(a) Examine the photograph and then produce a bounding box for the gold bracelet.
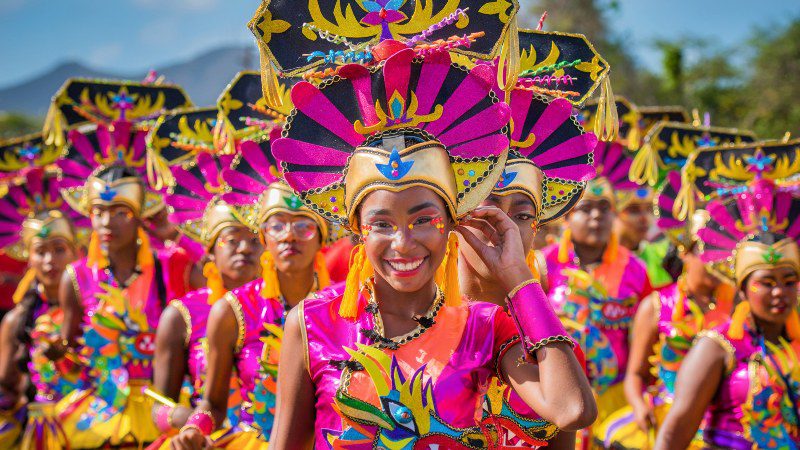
[179,423,201,434]
[507,278,540,299]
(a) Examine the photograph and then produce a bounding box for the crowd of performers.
[0,1,798,449]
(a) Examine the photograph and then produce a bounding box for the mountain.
[0,45,258,116]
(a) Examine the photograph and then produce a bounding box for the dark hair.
[95,164,142,183]
[662,242,683,282]
[13,281,42,401]
[749,231,787,246]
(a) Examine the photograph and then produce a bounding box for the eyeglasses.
[263,218,318,241]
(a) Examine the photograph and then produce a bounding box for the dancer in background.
[0,167,86,449]
[656,177,800,448]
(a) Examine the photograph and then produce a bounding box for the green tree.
[0,113,42,139]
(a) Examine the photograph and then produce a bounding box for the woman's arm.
[623,294,659,431]
[502,339,596,431]
[654,336,727,449]
[268,305,316,450]
[171,299,238,450]
[151,305,192,428]
[0,308,23,405]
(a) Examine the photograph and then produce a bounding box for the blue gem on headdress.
[99,185,117,202]
[745,149,775,174]
[18,144,41,163]
[496,170,517,189]
[376,147,413,181]
[635,188,649,198]
[37,225,51,239]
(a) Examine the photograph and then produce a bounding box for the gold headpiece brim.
[200,197,258,249]
[492,159,544,218]
[62,174,146,218]
[21,210,76,249]
[615,187,654,212]
[258,182,329,242]
[735,238,800,287]
[582,177,616,208]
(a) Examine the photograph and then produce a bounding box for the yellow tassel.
[629,141,659,187]
[557,228,572,264]
[594,76,619,142]
[43,101,66,148]
[340,244,372,319]
[146,146,175,191]
[729,301,751,340]
[257,42,283,110]
[260,251,282,300]
[673,172,696,221]
[442,232,461,308]
[526,250,540,282]
[136,228,155,268]
[313,251,331,291]
[87,231,109,269]
[603,232,619,265]
[496,18,520,103]
[12,269,37,304]
[203,262,226,304]
[787,309,800,341]
[626,120,641,152]
[212,109,237,156]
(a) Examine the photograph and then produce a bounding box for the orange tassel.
[441,233,461,308]
[260,251,282,300]
[12,269,37,304]
[87,231,109,269]
[673,278,687,322]
[313,251,331,291]
[136,228,154,268]
[340,244,373,319]
[557,228,572,264]
[203,262,226,304]
[526,250,541,282]
[729,301,750,340]
[603,232,619,265]
[786,309,800,341]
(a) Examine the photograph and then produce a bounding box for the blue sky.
[1,0,798,88]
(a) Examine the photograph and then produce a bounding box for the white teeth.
[388,258,424,272]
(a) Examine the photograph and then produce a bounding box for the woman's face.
[461,193,535,279]
[567,198,615,248]
[29,237,77,292]
[359,186,451,294]
[262,212,322,274]
[90,204,140,252]
[615,201,652,248]
[682,251,721,303]
[210,225,264,288]
[744,266,799,326]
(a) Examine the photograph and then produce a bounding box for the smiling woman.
[265,44,596,449]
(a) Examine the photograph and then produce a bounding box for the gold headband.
[21,210,76,249]
[615,186,654,212]
[492,159,544,217]
[582,177,616,208]
[85,176,145,216]
[200,197,258,250]
[343,141,458,230]
[257,181,329,242]
[735,238,800,286]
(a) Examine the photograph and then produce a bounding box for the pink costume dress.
[597,283,733,448]
[300,283,555,449]
[697,321,800,449]
[543,243,652,427]
[56,250,191,448]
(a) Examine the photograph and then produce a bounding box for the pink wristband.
[505,279,573,356]
[182,410,215,436]
[155,404,174,432]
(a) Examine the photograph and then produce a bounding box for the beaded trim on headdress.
[630,121,757,187]
[0,133,61,183]
[0,167,88,260]
[675,139,800,221]
[697,178,800,284]
[272,47,511,230]
[249,0,520,77]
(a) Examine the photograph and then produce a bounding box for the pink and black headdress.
[0,133,62,185]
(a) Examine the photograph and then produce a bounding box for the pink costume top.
[544,243,652,393]
[169,288,214,403]
[63,250,191,426]
[653,284,731,398]
[300,283,553,449]
[699,322,800,449]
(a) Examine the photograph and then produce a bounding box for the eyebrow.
[408,202,437,215]
[513,199,534,207]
